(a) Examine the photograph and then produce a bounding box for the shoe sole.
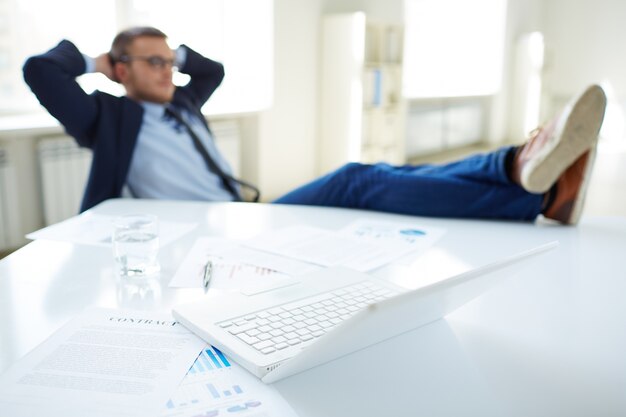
[566,143,597,225]
[521,85,607,193]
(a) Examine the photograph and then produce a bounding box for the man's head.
[110,27,176,104]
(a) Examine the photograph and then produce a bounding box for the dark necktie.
[164,106,260,202]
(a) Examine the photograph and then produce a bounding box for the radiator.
[37,137,92,226]
[0,149,6,248]
[35,122,240,226]
[211,119,241,176]
[0,147,21,249]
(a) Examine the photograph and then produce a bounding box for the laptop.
[173,241,557,383]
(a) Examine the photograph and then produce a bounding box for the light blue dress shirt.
[125,102,237,201]
[83,50,236,201]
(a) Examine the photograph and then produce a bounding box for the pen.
[203,259,213,292]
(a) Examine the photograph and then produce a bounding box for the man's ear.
[113,62,128,84]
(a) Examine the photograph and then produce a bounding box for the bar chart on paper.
[187,346,231,374]
[205,382,243,399]
[161,345,278,417]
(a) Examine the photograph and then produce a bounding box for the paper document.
[0,308,206,417]
[26,213,196,247]
[243,220,445,272]
[161,345,298,417]
[339,218,446,265]
[169,237,317,291]
[215,243,321,277]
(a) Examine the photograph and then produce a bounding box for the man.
[23,26,607,225]
[24,27,240,211]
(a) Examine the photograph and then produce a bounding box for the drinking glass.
[112,214,160,277]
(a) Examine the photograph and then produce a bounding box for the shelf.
[319,13,407,173]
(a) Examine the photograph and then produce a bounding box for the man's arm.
[23,40,100,147]
[176,44,225,108]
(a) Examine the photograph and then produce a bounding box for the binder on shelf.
[363,68,383,108]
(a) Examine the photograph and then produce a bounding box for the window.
[0,0,118,113]
[0,0,273,115]
[402,0,507,98]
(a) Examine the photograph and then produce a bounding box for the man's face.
[117,36,176,104]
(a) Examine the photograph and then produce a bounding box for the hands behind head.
[95,52,119,83]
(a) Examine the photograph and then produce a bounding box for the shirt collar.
[141,101,168,118]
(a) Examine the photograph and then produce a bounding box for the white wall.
[474,0,626,144]
[541,0,626,98]
[490,0,543,144]
[253,0,323,201]
[539,0,626,140]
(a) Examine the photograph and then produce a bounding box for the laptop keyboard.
[217,281,400,355]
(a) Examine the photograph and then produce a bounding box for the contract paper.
[26,213,196,247]
[243,219,446,272]
[0,308,206,417]
[161,345,298,417]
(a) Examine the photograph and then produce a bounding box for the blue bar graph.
[207,383,220,399]
[200,351,214,371]
[214,347,231,367]
[188,347,232,375]
[206,349,222,368]
[204,382,245,400]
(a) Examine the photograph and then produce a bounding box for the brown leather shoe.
[511,85,607,194]
[543,146,597,225]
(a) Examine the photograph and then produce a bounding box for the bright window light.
[402,0,508,98]
[127,0,274,115]
[0,0,118,112]
[0,0,273,115]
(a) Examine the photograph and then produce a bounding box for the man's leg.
[275,84,607,224]
[511,85,606,224]
[274,146,544,221]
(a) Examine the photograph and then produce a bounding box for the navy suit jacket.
[23,39,225,212]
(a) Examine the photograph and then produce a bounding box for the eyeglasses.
[118,55,177,70]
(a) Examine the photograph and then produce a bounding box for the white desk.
[1,199,625,417]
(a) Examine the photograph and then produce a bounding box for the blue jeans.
[274,146,544,221]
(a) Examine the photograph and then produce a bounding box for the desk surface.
[1,199,625,417]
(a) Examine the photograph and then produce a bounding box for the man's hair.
[109,26,167,62]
